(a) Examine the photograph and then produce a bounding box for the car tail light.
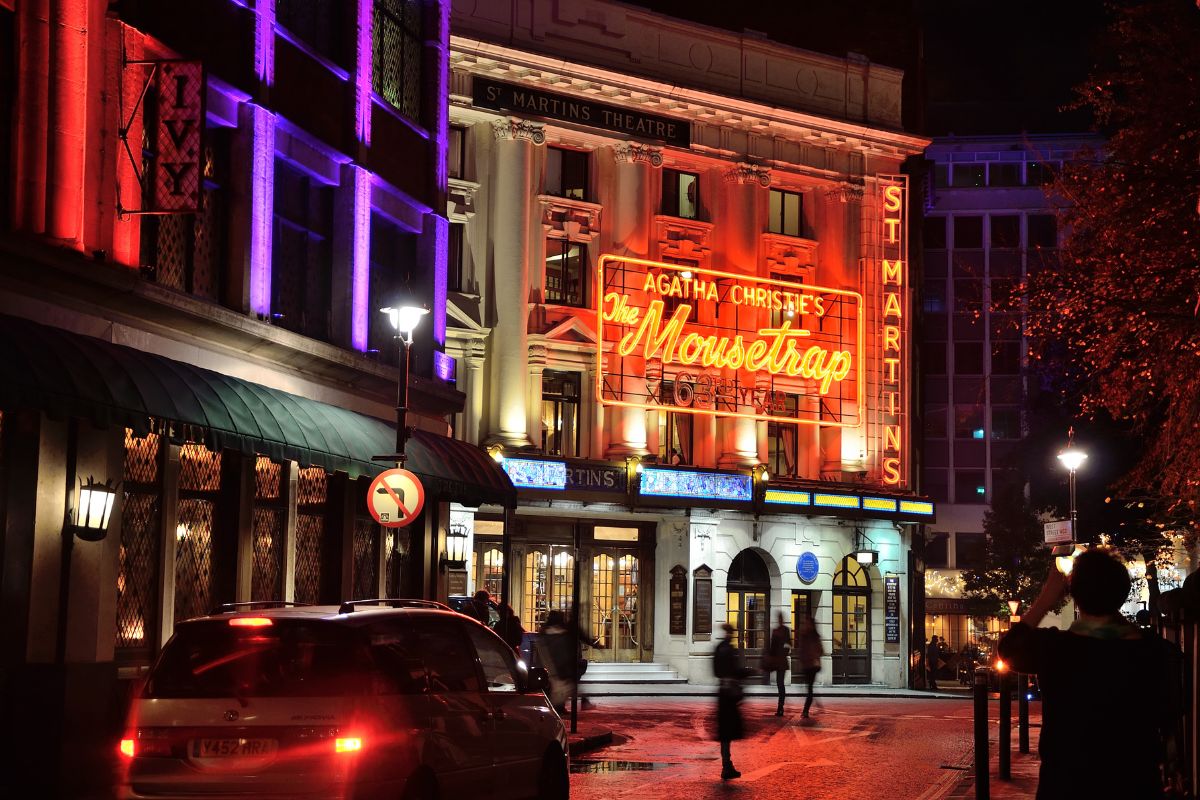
[120,730,173,758]
[119,738,136,758]
[334,736,363,753]
[229,617,273,627]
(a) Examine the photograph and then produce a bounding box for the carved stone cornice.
[723,162,771,187]
[612,142,664,168]
[539,195,602,241]
[825,181,864,203]
[492,118,546,145]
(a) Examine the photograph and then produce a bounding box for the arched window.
[726,550,771,651]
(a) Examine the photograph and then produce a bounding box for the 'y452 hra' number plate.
[192,738,277,758]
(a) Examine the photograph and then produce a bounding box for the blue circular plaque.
[796,552,820,583]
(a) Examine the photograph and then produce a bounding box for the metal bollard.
[1017,673,1030,754]
[974,666,990,800]
[998,670,1012,781]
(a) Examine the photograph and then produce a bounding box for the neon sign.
[878,176,908,486]
[597,256,863,426]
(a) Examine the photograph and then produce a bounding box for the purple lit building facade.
[0,1,512,792]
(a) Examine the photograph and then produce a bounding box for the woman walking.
[714,623,755,780]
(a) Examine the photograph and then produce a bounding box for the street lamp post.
[380,303,429,467]
[1056,427,1088,542]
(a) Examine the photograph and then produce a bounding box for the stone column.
[718,164,770,469]
[605,143,661,459]
[486,118,544,448]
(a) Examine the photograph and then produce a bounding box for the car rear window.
[146,620,373,699]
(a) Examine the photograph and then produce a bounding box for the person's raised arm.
[1020,565,1069,628]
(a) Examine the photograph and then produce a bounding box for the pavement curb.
[567,730,614,756]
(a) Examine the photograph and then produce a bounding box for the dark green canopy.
[0,314,514,508]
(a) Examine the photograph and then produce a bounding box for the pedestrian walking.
[796,616,824,718]
[466,589,491,626]
[763,612,791,715]
[714,622,755,781]
[495,602,525,654]
[998,549,1180,799]
[925,635,940,690]
[536,609,603,712]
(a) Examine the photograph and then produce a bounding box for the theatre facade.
[445,1,933,686]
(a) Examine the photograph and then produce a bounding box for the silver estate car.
[118,600,568,800]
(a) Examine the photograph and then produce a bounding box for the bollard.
[998,669,1012,781]
[1017,673,1030,754]
[974,666,990,800]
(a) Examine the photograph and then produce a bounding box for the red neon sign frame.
[596,255,864,426]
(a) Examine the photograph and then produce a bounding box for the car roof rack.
[337,598,453,615]
[213,601,313,614]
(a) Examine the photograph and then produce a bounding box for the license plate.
[192,738,278,758]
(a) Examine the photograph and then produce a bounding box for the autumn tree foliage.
[1025,0,1200,525]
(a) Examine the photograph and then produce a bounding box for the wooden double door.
[588,548,641,663]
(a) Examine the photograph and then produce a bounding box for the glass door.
[521,545,574,633]
[726,590,768,653]
[590,550,640,662]
[831,556,871,684]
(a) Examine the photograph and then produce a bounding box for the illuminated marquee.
[597,256,863,426]
[878,176,909,486]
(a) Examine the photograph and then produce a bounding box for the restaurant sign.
[597,256,863,426]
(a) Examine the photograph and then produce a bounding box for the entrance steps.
[581,661,686,684]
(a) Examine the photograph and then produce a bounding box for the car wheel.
[537,751,569,800]
[401,771,438,800]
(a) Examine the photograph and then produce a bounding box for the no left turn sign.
[367,468,425,528]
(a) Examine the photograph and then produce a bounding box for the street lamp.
[1007,599,1021,625]
[442,522,469,572]
[381,301,429,467]
[1056,427,1088,542]
[69,476,118,541]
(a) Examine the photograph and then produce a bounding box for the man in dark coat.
[764,612,791,716]
[925,635,941,690]
[999,548,1177,799]
[714,622,755,780]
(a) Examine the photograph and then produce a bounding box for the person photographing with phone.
[998,547,1179,798]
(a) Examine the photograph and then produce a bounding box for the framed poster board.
[692,564,713,641]
[669,565,687,636]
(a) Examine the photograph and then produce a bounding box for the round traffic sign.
[367,468,425,528]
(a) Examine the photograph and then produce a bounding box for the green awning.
[0,314,515,507]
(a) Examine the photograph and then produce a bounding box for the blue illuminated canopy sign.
[639,467,752,502]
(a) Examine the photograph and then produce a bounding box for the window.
[923,406,947,439]
[990,216,1020,248]
[991,341,1020,374]
[990,277,1018,310]
[465,626,519,692]
[923,279,946,313]
[448,125,466,180]
[923,217,947,249]
[988,163,1021,187]
[541,371,580,457]
[368,214,418,364]
[272,159,333,342]
[924,342,947,375]
[767,396,800,476]
[991,407,1021,440]
[954,279,983,315]
[954,405,985,439]
[116,430,163,661]
[366,620,429,694]
[405,618,481,693]
[276,0,347,66]
[933,164,950,188]
[140,128,231,303]
[954,470,987,504]
[662,169,699,219]
[925,533,950,569]
[768,189,803,237]
[544,239,587,306]
[951,164,985,188]
[1028,215,1058,248]
[954,342,983,375]
[953,216,983,249]
[372,0,422,122]
[448,223,464,292]
[659,412,693,465]
[545,147,589,200]
[1026,161,1058,186]
[955,531,987,567]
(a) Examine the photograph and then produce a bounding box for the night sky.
[626,0,1109,136]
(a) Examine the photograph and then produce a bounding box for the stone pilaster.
[485,118,544,448]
